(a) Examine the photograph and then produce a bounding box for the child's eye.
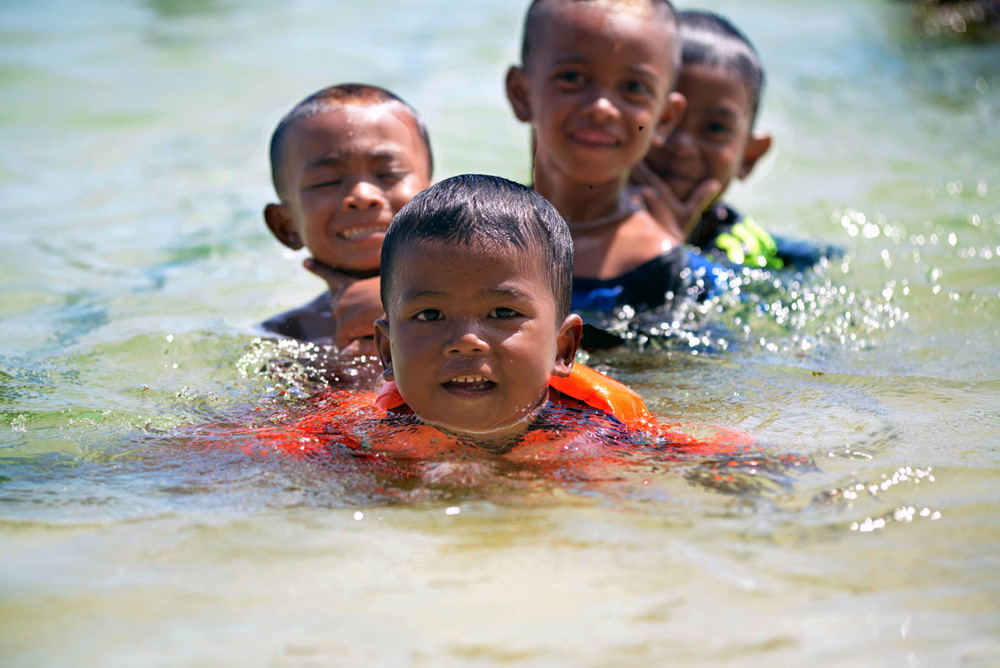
[705,120,735,136]
[622,80,653,98]
[415,309,443,322]
[489,307,520,319]
[308,179,344,189]
[553,70,585,87]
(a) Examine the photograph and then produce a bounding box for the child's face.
[507,2,681,185]
[267,103,430,273]
[644,63,767,203]
[374,240,580,441]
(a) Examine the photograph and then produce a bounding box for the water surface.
[1,0,998,665]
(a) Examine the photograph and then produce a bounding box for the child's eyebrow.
[304,154,346,171]
[550,55,659,80]
[697,105,741,118]
[398,287,535,303]
[552,54,589,66]
[304,149,403,171]
[627,64,659,79]
[483,287,534,301]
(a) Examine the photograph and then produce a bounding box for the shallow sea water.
[1,0,999,666]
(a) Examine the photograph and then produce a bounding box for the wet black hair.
[520,0,679,65]
[380,174,574,321]
[269,83,433,198]
[678,11,766,120]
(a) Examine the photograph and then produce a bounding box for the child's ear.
[505,66,533,123]
[551,314,583,378]
[651,91,686,148]
[373,318,394,381]
[737,132,772,179]
[263,203,303,250]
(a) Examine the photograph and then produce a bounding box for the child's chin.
[429,415,532,444]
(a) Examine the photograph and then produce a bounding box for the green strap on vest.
[714,218,784,269]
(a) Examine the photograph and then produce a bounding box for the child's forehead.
[678,62,754,113]
[283,102,426,166]
[532,0,675,43]
[537,0,666,20]
[288,102,417,145]
[527,1,677,68]
[393,239,551,294]
[407,238,547,271]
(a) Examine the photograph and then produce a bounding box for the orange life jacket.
[236,364,752,463]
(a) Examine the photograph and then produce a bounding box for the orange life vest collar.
[374,363,650,424]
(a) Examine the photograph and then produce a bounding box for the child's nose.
[445,318,490,355]
[343,180,384,211]
[583,94,620,123]
[666,128,697,156]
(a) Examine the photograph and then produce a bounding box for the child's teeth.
[342,225,385,239]
[454,375,486,384]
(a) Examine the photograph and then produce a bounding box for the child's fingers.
[331,276,384,349]
[630,162,670,196]
[682,179,722,238]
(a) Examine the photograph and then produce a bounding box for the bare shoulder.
[574,210,676,280]
[260,291,335,343]
[619,208,674,246]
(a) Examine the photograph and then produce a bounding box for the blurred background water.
[1,0,998,666]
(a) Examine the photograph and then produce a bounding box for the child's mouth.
[443,375,496,395]
[339,223,389,241]
[569,128,620,148]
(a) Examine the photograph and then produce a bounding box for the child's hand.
[330,276,383,349]
[304,259,384,350]
[631,162,721,243]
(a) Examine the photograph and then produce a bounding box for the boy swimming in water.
[373,173,649,444]
[222,175,752,471]
[505,0,695,315]
[635,11,830,269]
[260,84,433,348]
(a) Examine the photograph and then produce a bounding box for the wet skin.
[505,1,685,279]
[644,63,764,204]
[264,102,430,273]
[510,1,679,188]
[374,240,581,441]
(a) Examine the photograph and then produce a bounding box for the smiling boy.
[635,12,832,270]
[261,84,433,346]
[505,0,707,317]
[634,11,775,266]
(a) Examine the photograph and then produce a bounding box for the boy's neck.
[533,162,630,226]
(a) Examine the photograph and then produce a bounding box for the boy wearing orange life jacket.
[372,173,639,446]
[237,174,751,470]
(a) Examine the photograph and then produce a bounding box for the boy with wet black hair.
[261,83,433,347]
[636,10,832,269]
[374,173,639,442]
[225,175,752,461]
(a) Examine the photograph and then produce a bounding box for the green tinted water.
[1,0,998,665]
